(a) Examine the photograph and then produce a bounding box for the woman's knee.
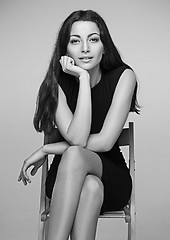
[82,175,104,203]
[58,146,86,175]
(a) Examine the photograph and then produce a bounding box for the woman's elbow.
[97,133,113,152]
[99,143,112,152]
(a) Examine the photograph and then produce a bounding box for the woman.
[18,10,139,240]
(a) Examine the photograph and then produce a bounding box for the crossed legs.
[47,146,103,240]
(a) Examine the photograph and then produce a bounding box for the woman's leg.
[70,175,103,240]
[47,146,103,240]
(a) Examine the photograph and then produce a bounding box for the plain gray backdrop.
[0,0,170,239]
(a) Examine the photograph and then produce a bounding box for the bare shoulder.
[117,68,136,92]
[114,68,136,99]
[120,68,136,83]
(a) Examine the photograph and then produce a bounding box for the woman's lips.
[79,57,93,62]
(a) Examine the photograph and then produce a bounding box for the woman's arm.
[18,141,69,185]
[55,56,92,147]
[86,69,136,152]
[43,141,70,155]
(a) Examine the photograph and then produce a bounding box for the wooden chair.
[38,122,136,240]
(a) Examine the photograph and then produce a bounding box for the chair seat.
[100,210,125,218]
[99,205,131,223]
[41,205,131,223]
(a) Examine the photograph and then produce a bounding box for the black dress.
[46,65,132,214]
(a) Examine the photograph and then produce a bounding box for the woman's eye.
[89,37,99,43]
[70,39,80,44]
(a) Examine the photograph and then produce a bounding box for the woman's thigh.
[46,146,103,199]
[58,146,103,179]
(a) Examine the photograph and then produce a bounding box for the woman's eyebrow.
[70,33,100,38]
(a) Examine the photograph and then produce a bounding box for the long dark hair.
[33,10,140,135]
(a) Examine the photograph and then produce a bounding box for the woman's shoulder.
[104,65,133,80]
[103,65,134,91]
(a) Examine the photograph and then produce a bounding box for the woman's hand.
[18,147,45,185]
[18,141,70,185]
[60,55,87,78]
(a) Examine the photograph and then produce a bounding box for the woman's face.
[67,21,104,72]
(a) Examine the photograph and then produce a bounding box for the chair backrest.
[39,128,62,213]
[118,122,135,178]
[118,122,135,228]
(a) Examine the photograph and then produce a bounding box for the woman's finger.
[65,56,75,68]
[18,167,24,182]
[18,173,22,182]
[60,56,74,72]
[63,55,68,67]
[21,175,28,185]
[23,167,31,183]
[18,171,27,185]
[18,161,31,185]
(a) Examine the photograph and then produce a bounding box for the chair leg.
[38,218,45,240]
[128,219,136,240]
[44,220,49,240]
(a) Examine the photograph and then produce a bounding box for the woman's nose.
[81,41,90,53]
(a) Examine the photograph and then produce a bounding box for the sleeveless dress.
[46,65,132,213]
